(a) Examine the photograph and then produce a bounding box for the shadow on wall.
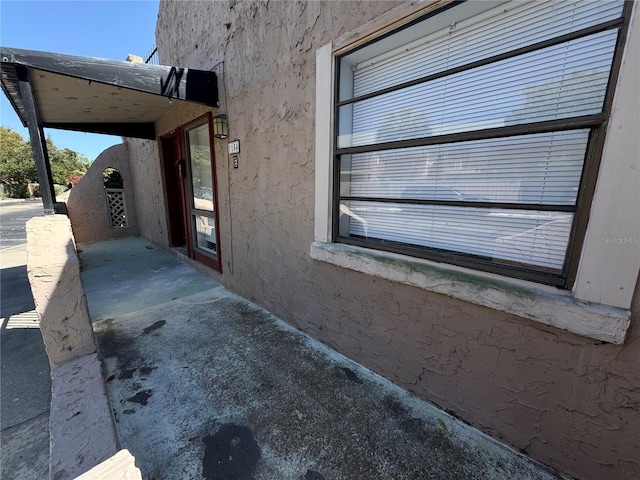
[67,143,140,243]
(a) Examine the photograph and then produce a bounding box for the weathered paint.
[122,1,640,479]
[310,241,631,344]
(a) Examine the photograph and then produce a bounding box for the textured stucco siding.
[67,143,139,243]
[128,2,640,479]
[125,138,168,249]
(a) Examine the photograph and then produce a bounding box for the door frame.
[160,112,222,272]
[160,132,188,248]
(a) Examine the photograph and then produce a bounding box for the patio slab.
[81,238,558,480]
[78,237,218,322]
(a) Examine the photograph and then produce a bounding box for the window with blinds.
[334,0,629,286]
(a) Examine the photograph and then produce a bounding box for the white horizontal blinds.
[337,0,623,274]
[344,29,617,147]
[343,130,589,205]
[341,201,572,270]
[350,0,624,99]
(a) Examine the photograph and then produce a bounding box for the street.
[0,199,46,249]
[1,199,50,479]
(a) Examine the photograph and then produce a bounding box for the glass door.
[185,115,221,271]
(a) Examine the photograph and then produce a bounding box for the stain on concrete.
[119,368,137,379]
[95,321,134,360]
[117,365,155,380]
[382,395,408,416]
[126,390,153,406]
[53,470,68,480]
[123,409,136,415]
[339,366,362,384]
[303,470,326,480]
[143,320,166,334]
[202,423,260,480]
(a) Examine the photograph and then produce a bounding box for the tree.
[102,168,123,189]
[0,127,90,198]
[46,137,90,185]
[0,127,37,198]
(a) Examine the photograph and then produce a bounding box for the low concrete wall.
[49,354,120,479]
[75,450,140,480]
[26,216,95,367]
[67,143,140,243]
[26,215,125,479]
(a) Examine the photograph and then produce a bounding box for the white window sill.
[310,241,630,345]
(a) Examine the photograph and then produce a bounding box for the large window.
[334,0,631,287]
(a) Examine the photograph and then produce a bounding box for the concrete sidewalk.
[81,237,558,480]
[1,244,50,480]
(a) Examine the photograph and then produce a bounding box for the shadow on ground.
[1,246,50,480]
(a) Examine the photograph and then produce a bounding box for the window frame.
[329,0,634,288]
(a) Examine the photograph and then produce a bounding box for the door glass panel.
[187,123,215,212]
[186,120,219,263]
[194,214,217,255]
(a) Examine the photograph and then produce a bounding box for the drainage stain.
[143,320,166,334]
[202,423,260,480]
[126,390,153,405]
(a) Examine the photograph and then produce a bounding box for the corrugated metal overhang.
[1,47,219,139]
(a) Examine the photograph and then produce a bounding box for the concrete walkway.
[80,237,558,480]
[79,237,218,322]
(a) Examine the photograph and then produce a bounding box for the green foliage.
[102,168,124,189]
[0,127,90,198]
[46,137,90,185]
[0,127,36,197]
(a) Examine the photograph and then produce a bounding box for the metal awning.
[0,46,219,215]
[1,46,219,139]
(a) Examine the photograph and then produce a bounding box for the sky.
[0,0,160,161]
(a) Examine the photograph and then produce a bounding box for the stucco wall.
[125,138,168,249]
[136,2,640,479]
[67,143,139,243]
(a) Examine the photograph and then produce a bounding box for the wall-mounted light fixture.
[213,114,228,139]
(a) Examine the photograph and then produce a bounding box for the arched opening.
[102,168,124,189]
